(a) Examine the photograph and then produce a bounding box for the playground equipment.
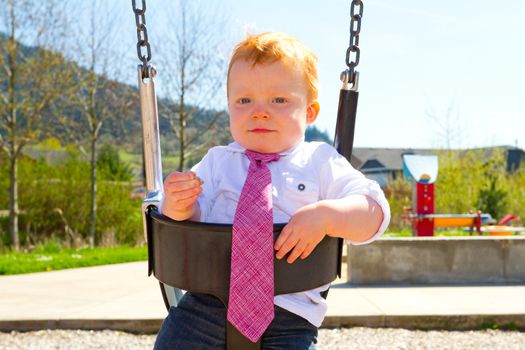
[131,0,364,348]
[480,214,525,236]
[402,154,491,236]
[481,225,525,235]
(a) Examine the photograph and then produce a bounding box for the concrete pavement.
[1,262,524,333]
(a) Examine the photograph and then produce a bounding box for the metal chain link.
[132,0,152,77]
[343,0,363,86]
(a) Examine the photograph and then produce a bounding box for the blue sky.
[123,0,525,149]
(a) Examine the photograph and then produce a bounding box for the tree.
[305,126,332,144]
[507,164,525,225]
[52,0,132,247]
[158,0,230,171]
[434,148,508,219]
[478,174,508,221]
[476,150,508,221]
[382,177,412,231]
[425,99,464,150]
[434,149,486,215]
[97,144,133,182]
[0,0,71,250]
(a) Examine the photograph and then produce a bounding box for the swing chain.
[132,0,152,77]
[342,0,363,88]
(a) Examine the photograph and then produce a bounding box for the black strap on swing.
[331,0,364,293]
[131,1,363,348]
[334,0,362,162]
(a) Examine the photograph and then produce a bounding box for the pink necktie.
[227,150,280,343]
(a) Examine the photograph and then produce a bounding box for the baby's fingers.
[274,224,292,251]
[299,242,317,260]
[286,240,308,264]
[169,186,201,203]
[165,178,201,194]
[275,226,299,260]
[173,192,200,211]
[165,171,194,183]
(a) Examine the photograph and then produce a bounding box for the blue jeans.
[154,292,318,350]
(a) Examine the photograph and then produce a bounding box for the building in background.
[352,146,525,187]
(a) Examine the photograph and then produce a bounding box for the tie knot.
[245,150,280,165]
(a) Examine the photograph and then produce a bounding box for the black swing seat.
[145,204,343,349]
[146,205,343,305]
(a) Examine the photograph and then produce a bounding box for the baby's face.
[227,59,319,153]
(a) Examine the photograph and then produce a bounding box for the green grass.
[383,229,413,237]
[119,150,180,180]
[434,229,481,237]
[119,150,141,164]
[477,321,521,331]
[161,156,180,172]
[0,244,147,275]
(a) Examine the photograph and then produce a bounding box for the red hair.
[227,32,319,101]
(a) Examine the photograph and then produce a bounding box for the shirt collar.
[226,139,305,157]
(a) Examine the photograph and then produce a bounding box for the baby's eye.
[272,97,287,104]
[239,98,251,104]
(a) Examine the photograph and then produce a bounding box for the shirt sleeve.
[317,144,391,245]
[191,148,217,222]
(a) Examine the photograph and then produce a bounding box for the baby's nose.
[251,105,270,119]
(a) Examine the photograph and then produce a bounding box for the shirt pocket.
[283,177,320,208]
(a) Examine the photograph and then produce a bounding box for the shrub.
[506,165,525,225]
[0,149,143,247]
[97,144,134,181]
[433,149,487,215]
[478,174,508,221]
[383,178,412,231]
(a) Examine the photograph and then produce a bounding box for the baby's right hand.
[163,171,202,220]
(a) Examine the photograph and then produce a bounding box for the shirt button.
[297,183,306,191]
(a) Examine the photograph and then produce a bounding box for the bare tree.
[425,98,464,150]
[53,0,131,247]
[158,0,230,171]
[0,0,71,250]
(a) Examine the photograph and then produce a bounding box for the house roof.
[352,147,435,171]
[352,146,524,172]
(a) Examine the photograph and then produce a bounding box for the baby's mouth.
[249,128,275,134]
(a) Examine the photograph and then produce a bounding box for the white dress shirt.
[191,141,390,327]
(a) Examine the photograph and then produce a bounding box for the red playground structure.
[402,154,491,237]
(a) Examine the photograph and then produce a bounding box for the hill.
[0,32,332,165]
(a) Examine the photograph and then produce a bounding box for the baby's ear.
[306,100,320,125]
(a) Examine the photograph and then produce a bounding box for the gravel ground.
[1,328,524,350]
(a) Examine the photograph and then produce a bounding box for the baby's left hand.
[274,202,327,263]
